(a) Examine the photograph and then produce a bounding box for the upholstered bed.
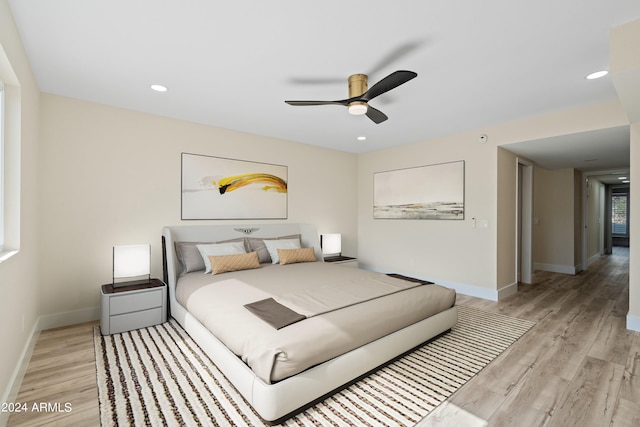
[162,224,457,423]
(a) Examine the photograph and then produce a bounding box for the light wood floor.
[7,247,638,426]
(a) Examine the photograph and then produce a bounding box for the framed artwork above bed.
[181,153,288,220]
[373,160,464,220]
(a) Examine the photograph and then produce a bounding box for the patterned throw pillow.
[208,252,261,275]
[277,247,317,265]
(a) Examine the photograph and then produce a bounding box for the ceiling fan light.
[348,102,368,115]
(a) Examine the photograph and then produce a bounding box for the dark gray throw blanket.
[244,297,306,329]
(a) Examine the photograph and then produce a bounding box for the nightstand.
[100,278,167,335]
[324,255,358,268]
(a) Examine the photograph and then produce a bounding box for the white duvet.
[176,261,456,384]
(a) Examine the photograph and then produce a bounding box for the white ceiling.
[7,1,640,173]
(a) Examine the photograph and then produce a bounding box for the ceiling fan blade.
[360,70,417,102]
[367,41,423,76]
[365,105,388,124]
[285,100,348,106]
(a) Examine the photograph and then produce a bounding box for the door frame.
[517,158,533,284]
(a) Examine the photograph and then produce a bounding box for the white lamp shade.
[113,244,150,279]
[321,234,342,256]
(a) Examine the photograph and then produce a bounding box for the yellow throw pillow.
[208,251,261,275]
[277,247,317,265]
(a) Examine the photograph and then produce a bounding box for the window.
[0,43,20,261]
[611,193,629,236]
[0,81,4,252]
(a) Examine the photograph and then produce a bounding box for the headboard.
[161,223,322,318]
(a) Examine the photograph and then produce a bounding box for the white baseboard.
[359,264,501,301]
[533,262,577,275]
[37,306,100,331]
[497,282,519,300]
[0,322,40,427]
[627,314,640,332]
[442,280,500,301]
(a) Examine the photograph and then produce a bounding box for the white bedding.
[176,261,456,383]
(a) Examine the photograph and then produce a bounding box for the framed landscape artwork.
[181,153,288,220]
[374,160,464,219]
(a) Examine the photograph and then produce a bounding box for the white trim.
[533,262,578,275]
[0,249,17,263]
[516,158,534,284]
[627,314,640,332]
[37,306,100,331]
[498,282,519,300]
[0,80,4,254]
[0,322,40,426]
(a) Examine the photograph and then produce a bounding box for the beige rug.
[94,305,534,426]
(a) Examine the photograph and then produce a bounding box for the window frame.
[0,81,4,253]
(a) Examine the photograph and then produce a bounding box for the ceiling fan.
[285,70,417,124]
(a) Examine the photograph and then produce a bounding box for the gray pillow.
[175,237,247,275]
[247,234,301,263]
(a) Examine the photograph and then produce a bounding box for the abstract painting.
[181,153,287,220]
[374,160,464,219]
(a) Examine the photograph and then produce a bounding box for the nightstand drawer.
[110,289,163,315]
[110,308,163,334]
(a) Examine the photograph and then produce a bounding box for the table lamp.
[113,244,151,287]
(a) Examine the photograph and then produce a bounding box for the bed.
[162,223,457,424]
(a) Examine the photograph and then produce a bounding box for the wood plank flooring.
[6,247,638,426]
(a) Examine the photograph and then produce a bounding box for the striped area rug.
[94,306,534,426]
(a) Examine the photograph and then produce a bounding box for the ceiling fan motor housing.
[348,74,368,97]
[348,74,368,114]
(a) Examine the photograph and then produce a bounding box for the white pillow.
[196,242,247,273]
[263,239,301,264]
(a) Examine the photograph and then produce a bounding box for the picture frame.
[373,160,464,219]
[181,153,288,220]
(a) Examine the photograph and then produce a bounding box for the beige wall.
[36,94,358,323]
[0,0,41,410]
[357,129,498,298]
[532,167,578,273]
[358,100,628,300]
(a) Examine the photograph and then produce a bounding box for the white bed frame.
[161,223,457,424]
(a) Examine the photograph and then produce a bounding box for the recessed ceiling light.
[586,70,608,80]
[623,180,630,183]
[618,176,627,180]
[150,84,168,92]
[357,136,367,141]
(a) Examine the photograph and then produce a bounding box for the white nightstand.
[324,255,358,268]
[100,279,167,335]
